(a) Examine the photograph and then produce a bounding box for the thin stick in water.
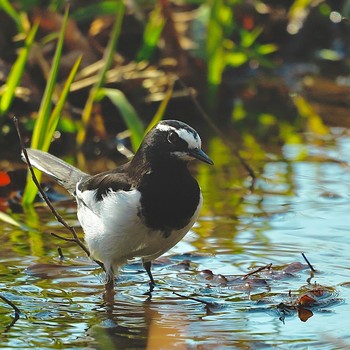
[0,294,21,317]
[301,252,316,272]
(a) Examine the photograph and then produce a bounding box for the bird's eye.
[167,132,178,144]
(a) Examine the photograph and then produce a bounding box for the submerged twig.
[57,247,64,260]
[178,79,257,187]
[242,263,273,280]
[173,292,212,306]
[230,263,272,282]
[0,294,21,317]
[0,294,21,331]
[301,252,316,272]
[13,116,105,271]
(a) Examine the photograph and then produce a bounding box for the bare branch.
[0,294,21,317]
[13,116,105,272]
[0,294,21,332]
[301,252,316,272]
[242,263,273,280]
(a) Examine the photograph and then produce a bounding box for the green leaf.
[0,23,38,119]
[225,51,248,67]
[42,56,82,151]
[256,43,278,55]
[241,27,263,48]
[57,116,77,133]
[72,1,121,22]
[97,88,144,151]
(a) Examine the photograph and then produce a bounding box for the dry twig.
[13,116,105,271]
[301,252,316,272]
[173,292,212,306]
[242,263,273,280]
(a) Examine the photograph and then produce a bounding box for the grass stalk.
[22,7,82,205]
[76,2,125,147]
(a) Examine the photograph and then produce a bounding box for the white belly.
[76,187,202,275]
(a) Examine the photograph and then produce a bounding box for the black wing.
[77,163,133,201]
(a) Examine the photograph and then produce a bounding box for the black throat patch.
[138,162,200,232]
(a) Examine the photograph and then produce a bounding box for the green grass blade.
[77,2,125,146]
[136,4,165,62]
[22,168,41,206]
[206,0,233,103]
[97,87,144,151]
[22,7,71,205]
[22,56,81,206]
[43,56,82,151]
[0,23,38,119]
[30,7,70,151]
[0,0,23,32]
[72,1,121,23]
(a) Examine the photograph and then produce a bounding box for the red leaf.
[0,172,11,186]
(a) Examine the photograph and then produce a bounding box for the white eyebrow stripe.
[156,124,177,133]
[156,123,201,149]
[177,128,201,149]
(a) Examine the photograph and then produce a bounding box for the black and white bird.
[24,120,213,286]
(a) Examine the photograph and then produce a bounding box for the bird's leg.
[104,281,115,304]
[143,260,155,286]
[103,268,116,304]
[105,277,115,291]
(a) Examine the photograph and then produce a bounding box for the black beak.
[190,148,214,165]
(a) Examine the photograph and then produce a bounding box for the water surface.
[1,127,350,349]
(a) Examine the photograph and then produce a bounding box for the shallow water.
[1,127,350,349]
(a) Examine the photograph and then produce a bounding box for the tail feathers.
[23,148,88,195]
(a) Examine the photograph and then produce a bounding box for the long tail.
[23,148,88,195]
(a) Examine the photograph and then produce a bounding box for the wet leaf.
[282,262,309,274]
[198,269,214,281]
[172,259,191,271]
[298,308,313,322]
[297,294,317,306]
[25,263,93,278]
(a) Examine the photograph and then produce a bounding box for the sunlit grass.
[205,0,277,105]
[0,0,24,32]
[22,7,82,205]
[76,2,125,147]
[0,24,38,122]
[136,3,165,62]
[96,88,144,151]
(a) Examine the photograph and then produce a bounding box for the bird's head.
[138,120,214,166]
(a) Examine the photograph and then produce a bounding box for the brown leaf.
[297,294,317,306]
[198,269,214,281]
[298,308,314,322]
